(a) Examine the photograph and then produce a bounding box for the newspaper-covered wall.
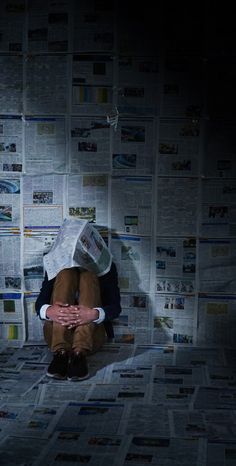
[0,0,235,349]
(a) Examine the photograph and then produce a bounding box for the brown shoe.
[67,352,89,381]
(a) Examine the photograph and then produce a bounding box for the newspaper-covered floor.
[0,342,236,465]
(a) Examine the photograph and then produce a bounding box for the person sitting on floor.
[35,219,121,381]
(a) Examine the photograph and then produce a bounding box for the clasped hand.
[46,302,99,329]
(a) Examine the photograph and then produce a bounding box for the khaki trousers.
[43,268,106,354]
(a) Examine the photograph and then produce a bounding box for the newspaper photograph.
[25,54,68,114]
[0,115,23,173]
[24,117,67,173]
[0,292,22,322]
[0,178,21,228]
[67,174,109,226]
[112,119,155,175]
[70,117,110,173]
[72,54,113,115]
[111,176,153,235]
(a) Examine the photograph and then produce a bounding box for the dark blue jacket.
[35,262,122,338]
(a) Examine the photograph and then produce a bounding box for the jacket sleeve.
[99,262,122,321]
[35,273,55,318]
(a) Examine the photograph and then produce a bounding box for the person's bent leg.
[68,271,106,381]
[72,270,106,354]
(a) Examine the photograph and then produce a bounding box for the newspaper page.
[131,345,175,366]
[175,346,226,367]
[0,0,25,52]
[201,178,236,237]
[0,55,23,114]
[111,234,151,293]
[24,292,44,341]
[152,294,195,345]
[156,177,198,236]
[203,120,236,178]
[162,56,204,117]
[199,239,236,293]
[28,0,69,52]
[43,218,112,280]
[197,294,236,347]
[34,432,127,466]
[67,174,109,226]
[73,0,114,51]
[0,115,23,173]
[118,293,150,329]
[24,117,67,173]
[149,364,206,407]
[72,54,113,115]
[117,56,160,116]
[23,174,65,206]
[119,403,170,436]
[111,176,153,235]
[117,436,206,466]
[112,119,155,175]
[87,383,150,404]
[0,177,21,228]
[0,436,47,466]
[158,117,200,176]
[54,402,126,435]
[0,292,22,322]
[38,382,93,406]
[194,386,236,410]
[0,402,65,438]
[0,234,21,290]
[23,233,56,291]
[171,409,236,441]
[25,54,68,114]
[156,237,196,294]
[207,441,236,466]
[70,117,110,173]
[205,364,236,387]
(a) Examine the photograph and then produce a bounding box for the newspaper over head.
[43,219,112,280]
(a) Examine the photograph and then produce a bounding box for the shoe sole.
[46,372,67,380]
[67,373,90,381]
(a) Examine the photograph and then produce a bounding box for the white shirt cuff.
[40,304,51,320]
[93,307,105,324]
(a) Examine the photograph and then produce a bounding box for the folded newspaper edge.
[43,218,112,280]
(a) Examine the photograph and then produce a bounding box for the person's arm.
[99,262,122,321]
[35,273,54,319]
